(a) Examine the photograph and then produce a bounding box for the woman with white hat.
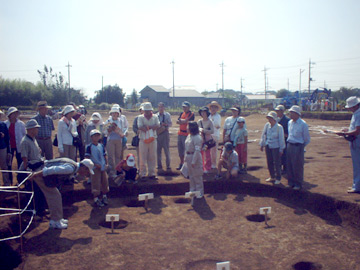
[57,105,78,161]
[104,106,125,178]
[85,112,104,145]
[5,107,26,184]
[336,96,360,193]
[259,111,285,185]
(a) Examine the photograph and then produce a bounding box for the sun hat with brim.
[266,111,278,121]
[7,107,19,117]
[142,102,153,111]
[206,101,222,111]
[80,159,95,175]
[90,113,101,121]
[182,101,191,107]
[62,105,75,116]
[90,129,101,137]
[109,107,120,114]
[126,154,136,167]
[289,105,301,116]
[275,105,285,111]
[25,119,41,130]
[345,96,360,109]
[237,117,246,123]
[230,107,240,111]
[37,101,52,109]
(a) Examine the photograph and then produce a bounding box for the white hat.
[275,105,285,111]
[7,107,19,117]
[289,105,301,116]
[139,103,145,111]
[63,105,75,116]
[80,159,95,175]
[78,105,85,108]
[109,106,120,114]
[90,113,100,121]
[90,129,101,137]
[25,119,41,129]
[126,154,136,167]
[237,117,246,123]
[142,102,153,111]
[266,111,278,121]
[345,96,360,109]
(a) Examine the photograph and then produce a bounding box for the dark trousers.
[286,143,305,188]
[265,146,281,180]
[281,141,288,171]
[8,148,22,185]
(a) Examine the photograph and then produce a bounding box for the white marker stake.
[259,207,272,227]
[185,191,201,206]
[106,214,120,234]
[138,193,154,212]
[217,261,230,270]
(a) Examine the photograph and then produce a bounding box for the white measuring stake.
[106,214,119,233]
[138,193,154,212]
[185,191,201,205]
[216,261,230,270]
[259,207,272,227]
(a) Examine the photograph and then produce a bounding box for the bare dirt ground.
[2,111,360,270]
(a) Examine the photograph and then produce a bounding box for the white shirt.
[209,113,221,139]
[287,118,310,146]
[259,122,285,151]
[57,118,78,150]
[5,119,26,152]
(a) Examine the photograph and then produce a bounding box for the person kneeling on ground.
[85,129,109,207]
[215,142,239,180]
[28,158,94,229]
[114,153,138,185]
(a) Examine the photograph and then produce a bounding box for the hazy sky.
[1,0,360,98]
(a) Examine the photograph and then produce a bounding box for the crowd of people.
[1,96,360,230]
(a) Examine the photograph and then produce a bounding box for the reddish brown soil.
[2,111,360,270]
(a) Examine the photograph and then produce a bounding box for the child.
[85,129,109,207]
[233,117,248,173]
[215,142,239,180]
[114,153,138,185]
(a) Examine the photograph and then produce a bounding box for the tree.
[94,84,125,106]
[130,89,138,105]
[332,87,360,102]
[276,89,291,98]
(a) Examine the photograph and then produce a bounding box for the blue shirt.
[287,118,310,146]
[85,143,106,171]
[43,163,79,177]
[349,107,360,144]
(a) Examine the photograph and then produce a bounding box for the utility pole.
[308,59,315,94]
[219,61,225,107]
[262,66,268,100]
[171,60,175,100]
[287,78,290,91]
[299,69,305,97]
[65,61,72,101]
[240,77,244,106]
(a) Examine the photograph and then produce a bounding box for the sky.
[1,0,360,98]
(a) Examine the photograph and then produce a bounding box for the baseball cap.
[126,154,135,167]
[80,159,95,175]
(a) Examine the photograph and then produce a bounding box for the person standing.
[197,106,214,173]
[33,101,55,160]
[260,111,285,185]
[233,117,248,173]
[183,121,204,198]
[208,101,222,170]
[137,102,160,180]
[223,106,241,144]
[275,105,290,174]
[0,110,11,186]
[28,158,94,229]
[286,105,310,190]
[57,105,78,161]
[70,102,87,160]
[335,97,360,193]
[133,104,144,168]
[176,101,195,170]
[156,102,172,171]
[5,107,26,185]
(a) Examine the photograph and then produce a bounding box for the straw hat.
[289,105,301,116]
[206,101,222,111]
[37,101,52,110]
[345,96,360,109]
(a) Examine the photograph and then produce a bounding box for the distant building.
[243,93,281,107]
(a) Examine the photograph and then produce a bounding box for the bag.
[344,135,356,142]
[157,126,166,135]
[73,136,82,147]
[203,139,216,149]
[144,129,155,144]
[53,134,58,147]
[131,135,139,147]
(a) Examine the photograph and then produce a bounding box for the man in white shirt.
[286,105,310,190]
[208,101,222,169]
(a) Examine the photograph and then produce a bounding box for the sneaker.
[204,170,209,174]
[94,198,104,207]
[102,196,109,205]
[49,220,68,229]
[286,184,293,188]
[166,167,172,171]
[61,218,68,224]
[274,180,281,185]
[293,186,301,191]
[265,177,275,182]
[149,175,158,180]
[215,174,222,180]
[176,164,183,170]
[87,178,91,184]
[347,188,360,193]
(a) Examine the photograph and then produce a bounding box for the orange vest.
[178,111,194,136]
